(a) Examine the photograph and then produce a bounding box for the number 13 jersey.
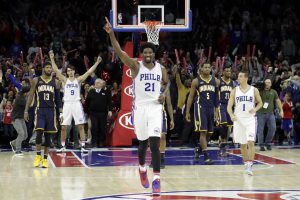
[63,79,81,102]
[133,61,162,105]
[36,77,56,108]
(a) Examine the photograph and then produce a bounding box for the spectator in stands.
[3,99,14,137]
[10,83,31,155]
[257,79,283,151]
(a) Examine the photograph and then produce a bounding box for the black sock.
[160,153,165,161]
[44,154,48,159]
[203,150,209,159]
[37,151,41,156]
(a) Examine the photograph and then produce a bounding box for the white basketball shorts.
[62,101,85,125]
[132,103,163,141]
[233,116,257,144]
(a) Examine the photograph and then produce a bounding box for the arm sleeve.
[9,74,22,90]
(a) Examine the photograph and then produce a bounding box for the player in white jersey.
[104,17,169,196]
[227,71,262,175]
[49,51,102,153]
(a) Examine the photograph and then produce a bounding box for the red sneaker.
[139,168,149,188]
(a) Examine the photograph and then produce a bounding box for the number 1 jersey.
[133,61,162,105]
[234,86,255,118]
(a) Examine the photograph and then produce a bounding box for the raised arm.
[78,56,102,83]
[24,77,38,122]
[185,78,198,122]
[104,17,139,75]
[49,51,66,83]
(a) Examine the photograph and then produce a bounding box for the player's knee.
[44,133,51,147]
[149,137,160,153]
[78,124,84,131]
[36,131,43,144]
[160,133,166,141]
[61,125,67,132]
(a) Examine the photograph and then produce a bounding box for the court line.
[71,151,90,168]
[48,153,56,168]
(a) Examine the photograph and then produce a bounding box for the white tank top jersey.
[133,61,162,105]
[234,85,255,117]
[63,78,81,102]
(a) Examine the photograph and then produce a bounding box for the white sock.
[61,141,65,147]
[139,165,146,172]
[153,174,160,181]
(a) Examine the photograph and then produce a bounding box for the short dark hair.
[140,42,156,53]
[224,64,232,70]
[66,64,75,71]
[43,61,52,68]
[240,70,249,78]
[200,62,211,68]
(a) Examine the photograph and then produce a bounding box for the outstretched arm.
[78,56,102,83]
[104,17,139,75]
[49,51,66,83]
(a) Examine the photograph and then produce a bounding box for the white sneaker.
[81,147,89,153]
[245,162,253,176]
[56,146,66,153]
[86,138,91,144]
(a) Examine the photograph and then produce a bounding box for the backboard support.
[110,0,192,32]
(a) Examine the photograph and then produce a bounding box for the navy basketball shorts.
[34,107,58,133]
[194,103,214,133]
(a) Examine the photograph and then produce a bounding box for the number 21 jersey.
[133,61,162,105]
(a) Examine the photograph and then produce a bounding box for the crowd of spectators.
[0,0,299,148]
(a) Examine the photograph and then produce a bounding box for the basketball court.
[1,0,300,199]
[1,146,300,199]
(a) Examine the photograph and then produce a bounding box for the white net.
[142,21,163,45]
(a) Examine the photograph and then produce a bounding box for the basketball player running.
[227,71,262,175]
[49,51,102,153]
[218,65,236,156]
[24,62,62,168]
[104,17,169,195]
[185,63,219,165]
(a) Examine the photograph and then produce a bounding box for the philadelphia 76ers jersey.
[63,78,81,102]
[133,61,162,105]
[234,85,256,118]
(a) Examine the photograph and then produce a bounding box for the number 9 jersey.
[63,79,81,102]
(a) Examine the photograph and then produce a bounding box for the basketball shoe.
[42,159,48,168]
[194,147,200,161]
[245,161,253,176]
[33,155,42,167]
[56,146,66,153]
[138,168,149,188]
[81,147,89,153]
[152,178,161,196]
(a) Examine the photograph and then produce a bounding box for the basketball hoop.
[142,21,163,45]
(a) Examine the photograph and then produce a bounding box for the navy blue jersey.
[219,77,234,105]
[196,75,218,107]
[36,77,56,108]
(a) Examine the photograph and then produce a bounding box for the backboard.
[110,0,192,32]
